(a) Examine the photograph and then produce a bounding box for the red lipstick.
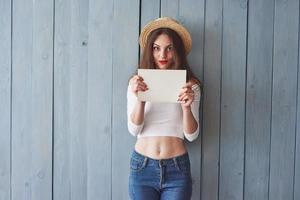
[159,60,168,65]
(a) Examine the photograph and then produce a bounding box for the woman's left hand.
[178,82,194,108]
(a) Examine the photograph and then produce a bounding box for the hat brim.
[139,17,192,55]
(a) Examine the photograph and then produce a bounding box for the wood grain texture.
[140,0,160,27]
[219,1,247,200]
[3,1,300,199]
[86,0,113,199]
[269,0,299,200]
[53,0,89,199]
[293,19,300,200]
[53,0,72,199]
[295,8,300,199]
[0,0,11,200]
[160,1,205,199]
[244,1,274,200]
[202,0,222,199]
[11,0,53,199]
[111,0,140,199]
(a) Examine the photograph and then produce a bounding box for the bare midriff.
[135,136,187,159]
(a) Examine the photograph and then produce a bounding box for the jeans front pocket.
[130,157,147,172]
[175,159,191,176]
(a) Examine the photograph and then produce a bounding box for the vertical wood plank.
[219,0,247,200]
[4,1,300,199]
[11,0,53,199]
[53,0,72,199]
[295,10,300,199]
[244,1,274,200]
[177,1,204,200]
[111,0,140,199]
[269,0,299,200]
[86,0,113,199]
[140,0,160,27]
[202,0,222,199]
[161,1,204,199]
[0,0,11,200]
[54,0,89,199]
[69,0,89,199]
[160,0,179,16]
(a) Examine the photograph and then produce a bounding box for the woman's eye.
[153,46,159,51]
[167,46,173,51]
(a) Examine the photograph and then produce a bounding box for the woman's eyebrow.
[153,43,173,47]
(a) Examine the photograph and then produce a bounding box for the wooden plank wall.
[11,1,53,200]
[0,0,300,200]
[244,1,273,200]
[0,0,11,200]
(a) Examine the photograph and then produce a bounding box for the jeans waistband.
[131,149,190,166]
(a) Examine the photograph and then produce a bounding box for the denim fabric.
[128,150,192,200]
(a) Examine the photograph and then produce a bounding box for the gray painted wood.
[11,0,53,200]
[68,0,89,199]
[53,0,72,199]
[160,1,204,199]
[201,0,222,199]
[2,1,300,200]
[54,0,89,200]
[181,1,205,200]
[161,0,179,18]
[86,0,113,199]
[141,0,160,27]
[269,0,299,200]
[295,17,300,200]
[70,1,89,199]
[111,0,140,199]
[244,1,274,200]
[0,0,11,200]
[219,1,247,200]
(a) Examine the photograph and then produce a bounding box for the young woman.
[127,17,202,200]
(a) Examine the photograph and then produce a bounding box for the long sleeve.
[183,84,201,142]
[127,85,144,136]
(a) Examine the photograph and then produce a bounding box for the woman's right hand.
[129,75,148,97]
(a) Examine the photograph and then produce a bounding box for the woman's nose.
[160,49,167,59]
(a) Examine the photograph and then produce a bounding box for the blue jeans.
[128,150,192,200]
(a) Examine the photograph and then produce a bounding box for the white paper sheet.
[137,69,186,103]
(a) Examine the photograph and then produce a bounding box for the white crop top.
[127,83,201,142]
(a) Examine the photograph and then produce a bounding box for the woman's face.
[152,34,175,69]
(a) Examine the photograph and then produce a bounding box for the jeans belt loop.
[143,157,148,167]
[173,157,178,167]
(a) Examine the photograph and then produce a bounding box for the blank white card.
[137,69,186,103]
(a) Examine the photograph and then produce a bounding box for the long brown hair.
[139,28,202,87]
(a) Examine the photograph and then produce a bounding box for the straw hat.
[139,17,192,55]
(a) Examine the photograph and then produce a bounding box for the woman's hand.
[128,75,147,125]
[129,75,148,97]
[178,82,195,109]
